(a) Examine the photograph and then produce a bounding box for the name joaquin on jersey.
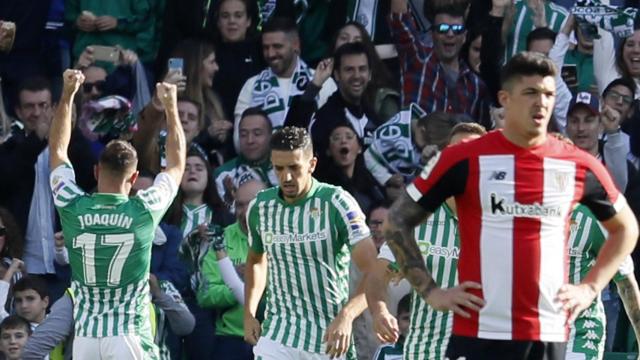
[489,193,563,218]
[78,213,134,229]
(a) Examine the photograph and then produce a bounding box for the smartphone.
[92,45,120,63]
[168,58,184,75]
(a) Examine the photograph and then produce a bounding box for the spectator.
[315,125,385,215]
[308,42,381,164]
[0,77,95,288]
[234,17,337,149]
[565,92,639,194]
[526,27,556,56]
[0,0,49,116]
[64,0,151,63]
[332,21,400,123]
[198,179,266,360]
[214,108,277,209]
[171,38,234,165]
[372,294,411,360]
[562,18,596,94]
[504,0,569,59]
[131,170,191,295]
[12,276,48,328]
[173,149,231,360]
[213,0,265,119]
[0,315,31,360]
[365,110,460,201]
[389,0,491,126]
[367,204,389,252]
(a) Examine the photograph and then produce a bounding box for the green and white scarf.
[573,0,638,38]
[250,57,313,130]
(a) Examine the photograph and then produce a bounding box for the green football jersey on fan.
[566,205,633,360]
[247,179,370,354]
[378,204,459,360]
[50,163,177,339]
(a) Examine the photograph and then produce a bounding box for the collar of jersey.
[276,178,319,206]
[91,192,129,203]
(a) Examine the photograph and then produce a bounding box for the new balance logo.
[489,171,507,180]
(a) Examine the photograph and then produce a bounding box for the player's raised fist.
[62,69,85,96]
[156,82,177,109]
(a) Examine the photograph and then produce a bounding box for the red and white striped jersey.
[406,131,626,342]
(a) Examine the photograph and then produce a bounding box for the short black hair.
[432,1,467,19]
[333,42,371,72]
[137,168,157,180]
[16,76,52,105]
[270,126,312,154]
[262,17,298,37]
[240,107,273,131]
[500,51,557,90]
[603,77,636,99]
[526,27,557,51]
[419,112,460,150]
[0,315,31,336]
[13,276,48,300]
[397,294,411,315]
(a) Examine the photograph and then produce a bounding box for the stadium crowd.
[0,0,640,359]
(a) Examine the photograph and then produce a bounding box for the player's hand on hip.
[425,281,485,318]
[62,69,85,97]
[243,314,261,345]
[371,308,399,343]
[324,311,353,358]
[557,283,598,324]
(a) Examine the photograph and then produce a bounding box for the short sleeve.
[580,158,627,221]
[246,199,264,253]
[331,189,371,247]
[378,242,396,263]
[50,163,85,208]
[405,148,468,213]
[135,172,179,224]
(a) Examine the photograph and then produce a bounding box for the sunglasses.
[606,90,633,106]
[0,227,5,236]
[434,23,466,35]
[82,80,106,93]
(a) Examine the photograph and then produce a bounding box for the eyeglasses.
[605,90,633,106]
[82,80,106,93]
[0,227,5,236]
[433,23,466,35]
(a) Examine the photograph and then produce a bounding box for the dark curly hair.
[0,207,23,259]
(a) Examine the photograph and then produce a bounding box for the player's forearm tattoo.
[384,194,437,300]
[617,276,640,339]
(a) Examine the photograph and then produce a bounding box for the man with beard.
[233,17,336,150]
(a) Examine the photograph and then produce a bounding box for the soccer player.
[243,126,379,359]
[565,205,640,359]
[48,70,186,359]
[367,123,487,360]
[383,52,638,360]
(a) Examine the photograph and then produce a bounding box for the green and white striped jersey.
[378,204,459,360]
[50,164,177,338]
[505,0,569,59]
[180,204,213,239]
[566,205,634,359]
[247,179,370,354]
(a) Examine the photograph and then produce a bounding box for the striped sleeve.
[136,172,179,224]
[580,155,626,221]
[332,189,370,246]
[50,163,85,208]
[246,198,263,253]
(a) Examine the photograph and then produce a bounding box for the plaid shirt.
[389,12,490,124]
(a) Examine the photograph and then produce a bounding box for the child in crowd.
[0,315,31,360]
[372,294,411,360]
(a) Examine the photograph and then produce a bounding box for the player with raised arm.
[243,126,379,359]
[48,69,186,359]
[384,52,638,359]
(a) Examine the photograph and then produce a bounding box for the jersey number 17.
[73,233,134,287]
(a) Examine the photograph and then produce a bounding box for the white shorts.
[73,335,157,360]
[254,337,346,360]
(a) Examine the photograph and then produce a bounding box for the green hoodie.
[197,222,248,337]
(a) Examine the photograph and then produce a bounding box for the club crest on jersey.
[554,172,570,192]
[310,207,321,219]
